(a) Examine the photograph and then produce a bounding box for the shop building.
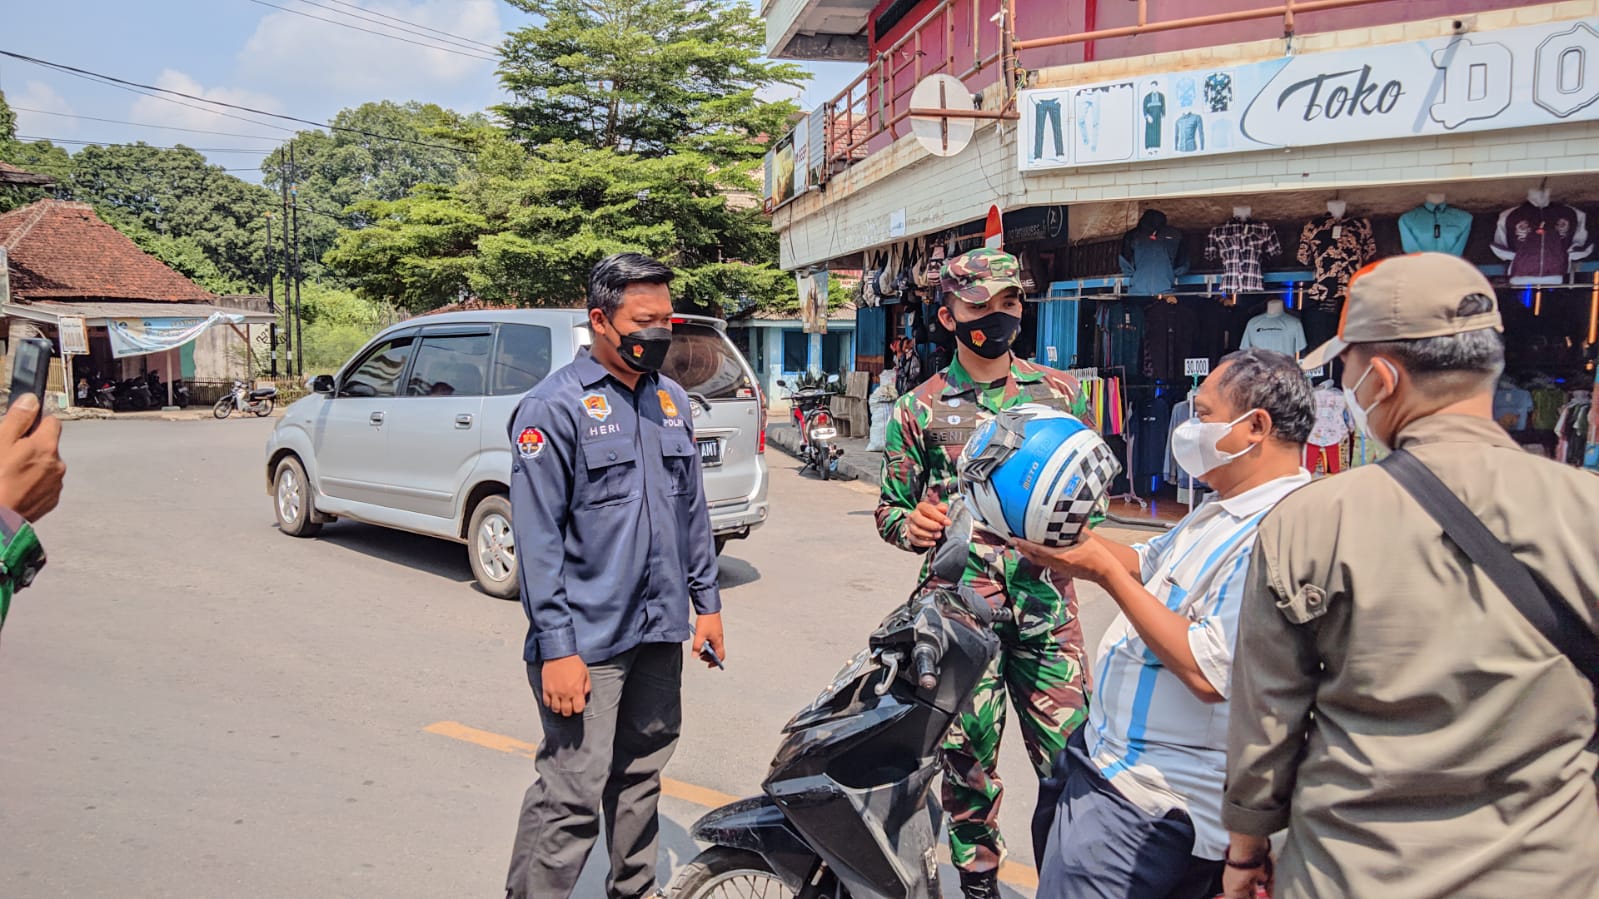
[762,0,1599,496]
[0,200,276,405]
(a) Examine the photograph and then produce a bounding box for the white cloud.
[10,80,79,138]
[237,0,503,97]
[127,70,289,147]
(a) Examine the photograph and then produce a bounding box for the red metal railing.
[818,0,1456,172]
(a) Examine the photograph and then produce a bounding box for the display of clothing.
[1296,214,1376,313]
[1130,392,1173,486]
[1491,199,1593,285]
[1032,97,1064,161]
[1205,218,1282,293]
[1143,90,1166,150]
[1174,113,1204,153]
[1308,385,1351,447]
[1554,397,1592,465]
[1077,92,1103,153]
[1493,381,1535,431]
[1530,386,1568,431]
[1204,72,1233,112]
[1305,443,1341,477]
[1175,77,1197,109]
[1239,311,1307,357]
[1119,210,1189,296]
[1096,302,1144,370]
[1143,299,1201,380]
[1398,201,1473,255]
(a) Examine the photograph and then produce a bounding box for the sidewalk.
[766,423,882,485]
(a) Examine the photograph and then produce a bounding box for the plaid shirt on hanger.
[1205,219,1282,293]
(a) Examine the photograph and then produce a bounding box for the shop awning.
[1,300,276,326]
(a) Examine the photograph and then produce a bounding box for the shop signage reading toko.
[1019,18,1599,171]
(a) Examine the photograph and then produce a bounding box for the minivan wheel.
[468,495,519,600]
[274,456,322,537]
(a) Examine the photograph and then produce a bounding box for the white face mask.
[1344,362,1389,450]
[1171,410,1259,479]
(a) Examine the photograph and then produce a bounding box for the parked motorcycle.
[90,376,117,410]
[213,380,277,419]
[144,370,187,409]
[116,377,153,412]
[666,504,1003,899]
[779,376,845,480]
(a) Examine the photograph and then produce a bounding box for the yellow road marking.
[426,719,1037,889]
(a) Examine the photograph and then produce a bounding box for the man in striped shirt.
[1017,348,1314,899]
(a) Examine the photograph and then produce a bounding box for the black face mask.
[953,310,1021,359]
[609,321,674,372]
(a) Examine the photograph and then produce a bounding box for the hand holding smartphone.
[9,339,53,436]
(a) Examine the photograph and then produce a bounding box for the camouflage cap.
[939,248,1023,305]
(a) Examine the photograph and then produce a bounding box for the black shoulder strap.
[1380,449,1599,695]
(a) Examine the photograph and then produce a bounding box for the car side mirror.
[310,374,336,395]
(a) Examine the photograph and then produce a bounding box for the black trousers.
[505,643,684,899]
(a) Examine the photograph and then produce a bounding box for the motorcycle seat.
[249,387,278,399]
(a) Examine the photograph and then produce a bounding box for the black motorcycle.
[779,377,846,480]
[115,377,153,411]
[666,506,1002,899]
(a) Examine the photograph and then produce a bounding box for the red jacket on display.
[1491,201,1593,285]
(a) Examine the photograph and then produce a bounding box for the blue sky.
[2,0,862,179]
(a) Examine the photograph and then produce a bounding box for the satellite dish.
[909,74,976,158]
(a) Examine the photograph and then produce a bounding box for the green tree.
[262,101,484,278]
[0,92,71,214]
[0,90,15,151]
[327,0,805,316]
[65,143,277,292]
[498,0,805,162]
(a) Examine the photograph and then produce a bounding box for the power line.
[244,0,500,61]
[319,0,500,51]
[12,107,288,142]
[288,0,500,53]
[18,135,277,154]
[0,50,475,154]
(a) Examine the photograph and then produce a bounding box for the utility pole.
[289,140,305,379]
[265,213,278,379]
[279,153,294,378]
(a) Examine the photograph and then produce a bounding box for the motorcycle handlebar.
[912,642,939,691]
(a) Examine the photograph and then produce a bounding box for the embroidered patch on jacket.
[581,393,612,422]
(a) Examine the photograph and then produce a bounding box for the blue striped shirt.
[1087,471,1311,859]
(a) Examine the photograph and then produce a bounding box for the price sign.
[1183,357,1211,377]
[1046,346,1058,363]
[1305,366,1327,379]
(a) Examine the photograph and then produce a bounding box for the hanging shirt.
[1175,77,1197,109]
[1296,215,1377,313]
[1174,113,1205,153]
[1091,470,1313,860]
[1493,383,1536,431]
[1492,201,1593,285]
[1307,386,1350,446]
[1205,218,1282,293]
[1238,312,1307,357]
[1398,202,1473,255]
[1204,72,1234,112]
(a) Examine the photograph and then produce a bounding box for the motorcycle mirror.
[775,379,788,388]
[827,374,840,384]
[929,496,974,584]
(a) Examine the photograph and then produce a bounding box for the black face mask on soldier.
[953,310,1021,359]
[608,318,673,372]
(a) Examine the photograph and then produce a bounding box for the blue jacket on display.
[1119,209,1190,296]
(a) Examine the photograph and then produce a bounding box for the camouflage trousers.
[941,595,1088,874]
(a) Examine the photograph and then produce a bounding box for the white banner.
[1020,18,1599,172]
[57,316,89,355]
[108,312,245,358]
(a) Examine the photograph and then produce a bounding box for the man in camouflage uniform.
[876,248,1092,899]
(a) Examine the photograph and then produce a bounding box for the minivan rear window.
[662,324,755,400]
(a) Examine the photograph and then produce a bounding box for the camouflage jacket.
[876,356,1090,616]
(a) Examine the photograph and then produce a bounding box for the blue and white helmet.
[956,404,1121,547]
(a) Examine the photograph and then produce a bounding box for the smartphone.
[699,642,725,670]
[9,338,53,436]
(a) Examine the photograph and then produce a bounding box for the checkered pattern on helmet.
[1039,440,1123,546]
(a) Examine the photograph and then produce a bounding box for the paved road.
[0,419,1126,898]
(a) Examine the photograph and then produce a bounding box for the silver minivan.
[264,309,769,598]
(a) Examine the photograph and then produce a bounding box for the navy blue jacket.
[508,349,721,665]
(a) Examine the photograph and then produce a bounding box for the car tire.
[468,494,520,600]
[273,456,322,538]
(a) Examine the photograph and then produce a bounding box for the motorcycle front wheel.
[665,847,796,899]
[252,397,275,417]
[213,396,234,419]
